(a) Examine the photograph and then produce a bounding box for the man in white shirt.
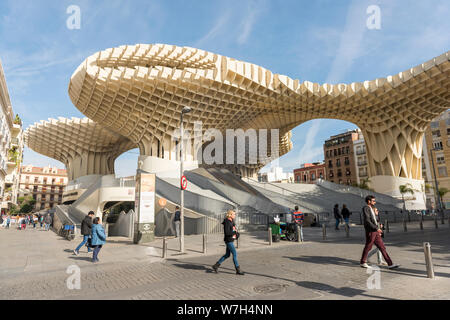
[360,195,399,269]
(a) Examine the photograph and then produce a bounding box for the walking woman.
[90,217,106,263]
[212,210,244,275]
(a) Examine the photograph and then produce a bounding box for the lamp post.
[429,148,442,212]
[180,106,191,253]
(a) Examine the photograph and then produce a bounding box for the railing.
[316,179,403,208]
[357,161,368,166]
[356,150,366,155]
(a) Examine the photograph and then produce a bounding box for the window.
[436,156,445,164]
[337,169,342,177]
[336,159,341,167]
[328,160,333,168]
[329,170,334,178]
[431,121,439,129]
[344,157,350,165]
[338,148,341,155]
[34,177,38,183]
[438,166,448,177]
[326,150,329,158]
[434,141,443,150]
[334,149,337,156]
[346,169,351,176]
[346,146,349,154]
[432,130,441,137]
[311,173,316,181]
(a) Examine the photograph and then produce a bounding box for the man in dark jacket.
[341,204,351,227]
[173,206,181,238]
[73,211,95,255]
[360,195,399,269]
[333,204,342,230]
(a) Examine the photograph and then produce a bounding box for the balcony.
[359,172,368,177]
[356,150,366,155]
[357,161,368,166]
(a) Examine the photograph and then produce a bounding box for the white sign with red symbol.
[181,175,188,190]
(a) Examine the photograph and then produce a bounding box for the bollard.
[434,215,438,229]
[423,242,435,279]
[420,220,424,230]
[268,227,272,246]
[359,212,362,225]
[441,210,445,225]
[322,223,327,240]
[407,211,411,222]
[202,234,207,254]
[384,219,389,233]
[162,237,167,258]
[345,224,349,238]
[403,219,407,232]
[393,211,397,223]
[296,225,301,243]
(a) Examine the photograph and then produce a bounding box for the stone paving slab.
[0,220,449,300]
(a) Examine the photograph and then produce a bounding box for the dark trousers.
[92,245,102,261]
[360,231,393,265]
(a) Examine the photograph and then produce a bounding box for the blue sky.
[0,0,449,177]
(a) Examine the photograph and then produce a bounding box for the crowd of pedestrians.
[333,203,352,230]
[0,212,52,231]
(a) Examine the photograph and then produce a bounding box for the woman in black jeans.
[212,210,244,275]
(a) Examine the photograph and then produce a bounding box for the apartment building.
[18,165,68,211]
[323,130,359,185]
[0,59,23,213]
[353,130,369,185]
[293,163,326,183]
[422,109,450,209]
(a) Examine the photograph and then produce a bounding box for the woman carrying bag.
[212,210,244,275]
[90,217,106,263]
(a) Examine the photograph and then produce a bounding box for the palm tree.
[359,178,371,190]
[438,187,449,209]
[399,183,415,211]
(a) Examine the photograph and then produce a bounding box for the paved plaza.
[0,221,449,300]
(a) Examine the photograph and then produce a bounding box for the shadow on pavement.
[284,255,356,267]
[295,281,395,300]
[67,256,93,262]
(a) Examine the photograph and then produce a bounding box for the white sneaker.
[73,250,79,256]
[388,264,400,269]
[360,263,371,268]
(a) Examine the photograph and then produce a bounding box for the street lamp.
[180,106,191,253]
[429,148,442,213]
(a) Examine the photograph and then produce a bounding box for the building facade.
[422,110,450,209]
[324,130,359,185]
[293,163,326,184]
[0,59,23,213]
[353,130,369,185]
[258,166,294,183]
[18,165,68,211]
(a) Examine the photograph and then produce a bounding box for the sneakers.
[73,250,79,256]
[388,264,400,269]
[360,262,371,268]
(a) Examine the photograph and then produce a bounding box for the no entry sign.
[181,175,188,190]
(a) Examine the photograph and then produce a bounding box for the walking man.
[367,207,387,266]
[173,206,181,238]
[333,204,342,230]
[360,195,399,269]
[341,204,351,227]
[44,214,52,231]
[73,211,95,255]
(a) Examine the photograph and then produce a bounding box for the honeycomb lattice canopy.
[25,117,136,180]
[69,44,450,178]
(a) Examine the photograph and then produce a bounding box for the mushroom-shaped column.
[68,44,449,199]
[24,117,136,181]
